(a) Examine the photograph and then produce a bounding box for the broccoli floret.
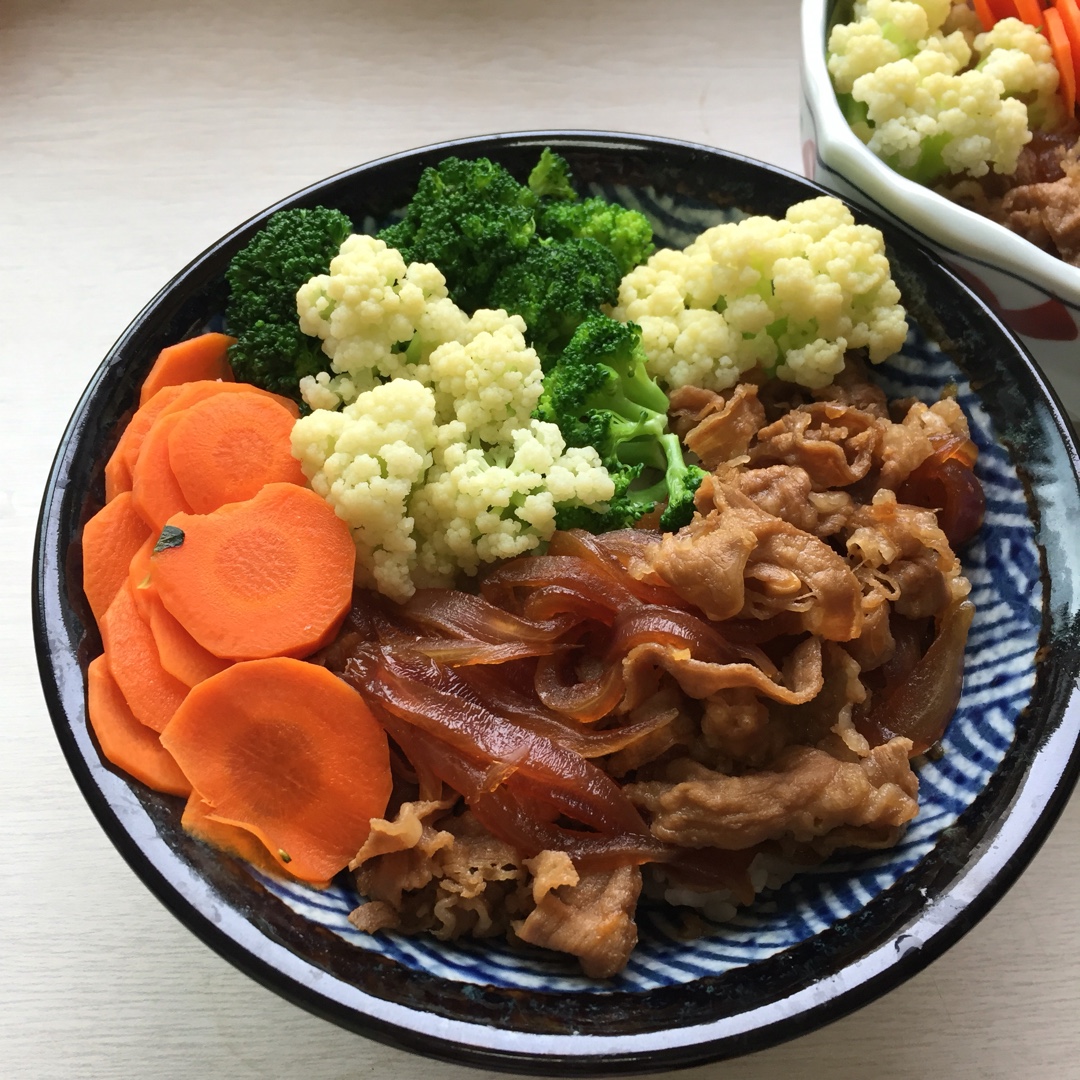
[377,156,538,312]
[527,147,578,201]
[225,206,352,398]
[538,196,654,277]
[536,313,705,532]
[488,237,621,366]
[376,149,655,374]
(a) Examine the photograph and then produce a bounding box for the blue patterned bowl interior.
[33,133,1080,1073]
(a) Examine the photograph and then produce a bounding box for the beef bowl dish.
[33,131,1080,1075]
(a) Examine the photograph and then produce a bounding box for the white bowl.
[800,0,1080,418]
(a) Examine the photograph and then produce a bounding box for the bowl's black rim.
[31,129,1080,1075]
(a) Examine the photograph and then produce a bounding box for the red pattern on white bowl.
[949,264,1079,342]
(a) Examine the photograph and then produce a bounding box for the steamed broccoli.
[488,237,621,367]
[538,196,654,276]
[526,147,578,201]
[377,156,538,312]
[225,206,352,398]
[378,150,654,355]
[536,313,705,532]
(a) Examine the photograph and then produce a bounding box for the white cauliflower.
[829,3,1062,184]
[410,421,615,586]
[613,196,907,391]
[426,311,545,446]
[975,18,1064,131]
[290,379,438,601]
[296,236,451,406]
[828,0,958,93]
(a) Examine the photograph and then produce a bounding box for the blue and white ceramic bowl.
[801,0,1080,419]
[33,132,1080,1074]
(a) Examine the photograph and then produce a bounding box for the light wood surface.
[3,1,1078,1077]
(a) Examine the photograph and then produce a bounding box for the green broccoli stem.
[613,431,704,530]
[617,358,672,418]
[613,431,680,472]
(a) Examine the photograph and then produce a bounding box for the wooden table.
[4,1,1078,1076]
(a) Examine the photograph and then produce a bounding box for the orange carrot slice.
[167,392,306,514]
[87,655,191,796]
[146,590,232,687]
[181,793,331,888]
[161,658,391,883]
[151,483,355,661]
[973,0,999,28]
[156,378,300,424]
[989,0,1019,16]
[103,445,134,503]
[139,332,235,406]
[1047,6,1076,115]
[103,383,186,503]
[81,492,152,624]
[131,410,196,531]
[1058,0,1080,98]
[1013,0,1044,27]
[128,534,157,621]
[99,581,189,732]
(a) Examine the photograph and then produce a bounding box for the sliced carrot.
[1047,7,1076,115]
[103,445,134,503]
[988,0,1019,16]
[161,657,392,883]
[151,483,355,661]
[128,533,157,621]
[146,589,232,687]
[1013,0,1044,27]
[81,492,152,624]
[103,384,186,503]
[139,332,235,406]
[131,410,196,531]
[99,581,189,732]
[155,378,300,424]
[973,0,999,29]
[87,655,192,796]
[1058,0,1080,96]
[167,392,306,514]
[181,793,331,888]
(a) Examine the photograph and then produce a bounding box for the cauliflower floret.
[426,311,545,446]
[290,379,439,602]
[828,0,958,93]
[613,196,907,391]
[975,17,1063,131]
[829,4,1061,184]
[296,235,454,407]
[853,54,1033,178]
[410,421,615,586]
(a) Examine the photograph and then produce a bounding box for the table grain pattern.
[2,1,1078,1077]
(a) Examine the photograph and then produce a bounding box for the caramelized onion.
[346,647,649,837]
[856,599,975,755]
[471,784,671,869]
[481,555,636,621]
[607,605,750,668]
[401,588,572,643]
[548,528,678,607]
[898,434,985,547]
[534,649,626,721]
[407,638,567,666]
[455,663,677,758]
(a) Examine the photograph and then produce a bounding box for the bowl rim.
[800,0,1080,307]
[32,128,1080,1075]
